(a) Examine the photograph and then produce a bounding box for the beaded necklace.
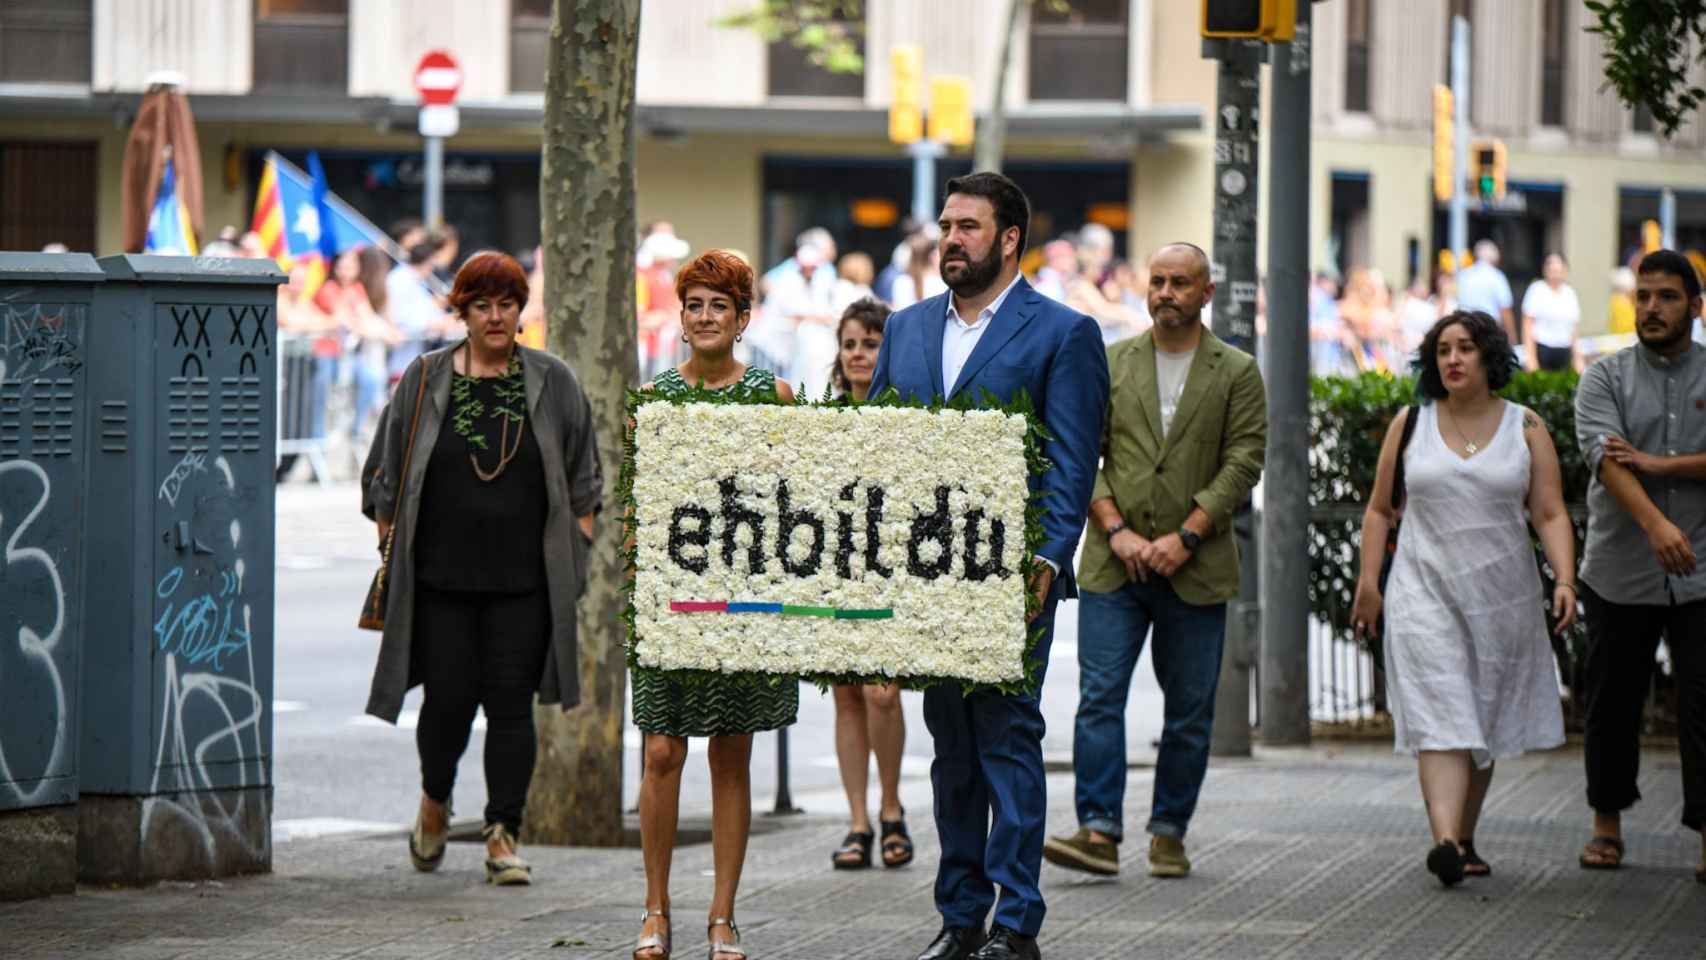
[449,341,527,482]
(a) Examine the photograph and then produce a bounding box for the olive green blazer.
[1077,328,1267,604]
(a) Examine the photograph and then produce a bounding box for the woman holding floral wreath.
[632,249,796,960]
[361,251,603,887]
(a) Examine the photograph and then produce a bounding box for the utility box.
[0,253,102,900]
[78,255,282,883]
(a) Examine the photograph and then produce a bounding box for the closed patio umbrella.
[121,77,204,254]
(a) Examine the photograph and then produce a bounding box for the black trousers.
[1536,343,1573,372]
[1580,584,1706,832]
[414,585,551,834]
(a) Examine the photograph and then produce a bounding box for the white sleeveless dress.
[1383,401,1565,768]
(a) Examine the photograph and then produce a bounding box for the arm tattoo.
[1523,411,1543,431]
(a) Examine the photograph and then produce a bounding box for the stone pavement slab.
[4,744,1702,959]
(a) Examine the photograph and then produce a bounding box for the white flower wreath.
[628,399,1039,686]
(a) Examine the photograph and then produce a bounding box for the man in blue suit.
[869,172,1110,960]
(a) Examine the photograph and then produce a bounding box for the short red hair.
[448,250,529,316]
[674,250,753,314]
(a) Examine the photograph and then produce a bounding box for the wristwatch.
[1105,521,1127,538]
[1177,527,1202,552]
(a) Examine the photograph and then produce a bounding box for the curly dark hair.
[830,297,891,395]
[1414,309,1516,399]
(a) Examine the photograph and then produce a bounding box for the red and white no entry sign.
[413,50,462,106]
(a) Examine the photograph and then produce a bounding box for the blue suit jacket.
[868,276,1110,596]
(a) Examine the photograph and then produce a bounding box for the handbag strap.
[1389,404,1419,512]
[394,358,431,517]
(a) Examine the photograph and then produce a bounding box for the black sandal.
[1461,839,1490,877]
[879,811,914,868]
[1427,840,1464,887]
[1578,836,1624,871]
[831,830,873,869]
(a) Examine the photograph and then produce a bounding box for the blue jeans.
[1073,580,1226,841]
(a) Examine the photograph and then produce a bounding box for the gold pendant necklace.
[1443,404,1486,455]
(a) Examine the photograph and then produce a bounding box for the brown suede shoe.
[1043,827,1119,876]
[1148,834,1190,878]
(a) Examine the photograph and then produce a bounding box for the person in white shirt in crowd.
[386,240,457,385]
[1398,275,1443,360]
[1521,253,1583,372]
[1308,272,1348,374]
[889,232,947,310]
[767,239,841,398]
[764,226,839,294]
[1455,240,1517,344]
[1031,238,1080,304]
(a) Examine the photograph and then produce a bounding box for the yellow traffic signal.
[889,45,922,145]
[1201,0,1296,42]
[1433,85,1454,203]
[1472,139,1506,201]
[928,75,974,147]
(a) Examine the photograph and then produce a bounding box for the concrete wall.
[93,0,251,94]
[348,0,509,101]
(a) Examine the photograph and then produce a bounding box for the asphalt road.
[271,481,1166,841]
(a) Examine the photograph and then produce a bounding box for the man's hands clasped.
[1109,527,1194,583]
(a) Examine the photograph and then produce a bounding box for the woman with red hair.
[361,250,603,888]
[631,249,795,960]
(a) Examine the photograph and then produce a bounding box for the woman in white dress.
[1352,309,1576,886]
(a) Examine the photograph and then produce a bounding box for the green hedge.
[1307,370,1596,725]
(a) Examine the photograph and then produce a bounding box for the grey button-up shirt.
[1576,341,1706,605]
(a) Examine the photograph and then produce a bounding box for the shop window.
[0,141,97,252]
[253,0,348,94]
[0,0,91,84]
[1029,0,1128,102]
[510,0,550,94]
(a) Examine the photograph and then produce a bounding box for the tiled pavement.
[5,743,1702,959]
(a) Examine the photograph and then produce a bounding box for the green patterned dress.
[631,364,801,736]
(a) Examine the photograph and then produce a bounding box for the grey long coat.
[360,342,603,722]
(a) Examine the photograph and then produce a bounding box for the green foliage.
[618,381,1052,697]
[1586,0,1706,138]
[717,1,866,74]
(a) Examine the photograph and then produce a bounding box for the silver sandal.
[707,917,746,959]
[633,908,671,959]
[481,823,532,885]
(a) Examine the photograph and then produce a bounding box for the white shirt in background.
[1521,280,1581,349]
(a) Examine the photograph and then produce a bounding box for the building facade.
[0,0,1701,329]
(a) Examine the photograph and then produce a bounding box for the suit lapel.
[949,278,1037,399]
[921,292,948,399]
[1161,332,1224,451]
[1130,333,1164,452]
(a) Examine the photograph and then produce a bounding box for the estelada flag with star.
[250,150,396,298]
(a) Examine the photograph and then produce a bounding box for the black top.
[415,369,548,593]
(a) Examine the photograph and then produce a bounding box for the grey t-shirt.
[1576,341,1706,605]
[1157,345,1196,438]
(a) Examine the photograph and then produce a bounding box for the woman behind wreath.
[1352,310,1574,886]
[361,251,602,886]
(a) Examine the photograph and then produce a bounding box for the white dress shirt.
[943,273,1024,393]
[943,274,1056,574]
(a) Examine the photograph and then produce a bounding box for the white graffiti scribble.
[1,304,83,382]
[0,460,69,807]
[139,444,267,868]
[157,451,208,508]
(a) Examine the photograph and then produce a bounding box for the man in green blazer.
[1042,242,1267,880]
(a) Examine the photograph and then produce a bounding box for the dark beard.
[940,244,1003,298]
[1638,318,1691,355]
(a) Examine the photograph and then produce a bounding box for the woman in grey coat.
[361,251,601,885]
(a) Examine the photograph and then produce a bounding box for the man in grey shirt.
[1573,249,1706,882]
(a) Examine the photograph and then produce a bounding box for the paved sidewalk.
[6,744,1702,959]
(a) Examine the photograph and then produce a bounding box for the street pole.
[1260,0,1311,746]
[1448,14,1470,260]
[1204,36,1263,758]
[909,139,946,226]
[424,134,444,228]
[1661,188,1677,248]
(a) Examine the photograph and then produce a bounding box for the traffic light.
[1432,85,1454,202]
[1472,139,1506,201]
[888,45,922,145]
[1201,0,1296,42]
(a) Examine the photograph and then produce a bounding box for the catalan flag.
[144,157,198,256]
[249,150,398,286]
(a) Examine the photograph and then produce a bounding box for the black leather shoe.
[916,925,987,960]
[970,925,1040,960]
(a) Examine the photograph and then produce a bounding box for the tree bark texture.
[524,0,642,848]
[973,0,1025,173]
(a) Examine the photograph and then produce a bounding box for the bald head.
[1153,242,1211,282]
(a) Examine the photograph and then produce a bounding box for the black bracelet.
[1105,521,1127,538]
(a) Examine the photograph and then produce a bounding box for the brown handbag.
[358,363,431,631]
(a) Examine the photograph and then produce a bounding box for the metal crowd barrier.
[276,334,330,485]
